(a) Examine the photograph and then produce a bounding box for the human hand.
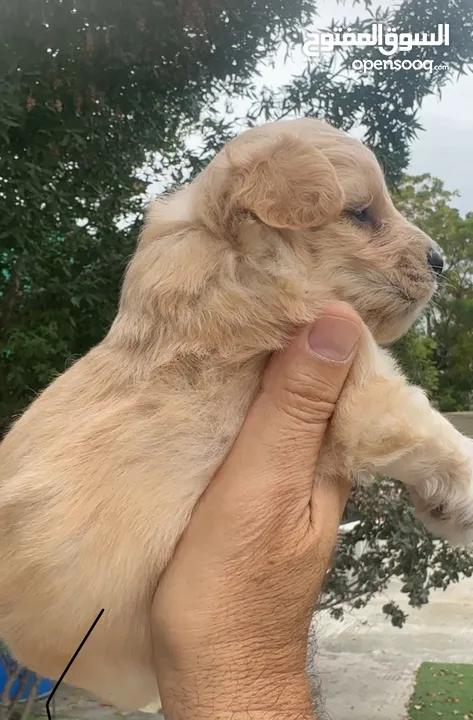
[151,303,362,720]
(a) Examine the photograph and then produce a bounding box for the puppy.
[0,118,472,712]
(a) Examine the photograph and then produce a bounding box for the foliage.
[393,174,473,411]
[324,477,473,626]
[0,0,315,436]
[179,0,473,186]
[2,0,473,437]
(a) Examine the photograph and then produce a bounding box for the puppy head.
[193,118,441,345]
[120,118,442,359]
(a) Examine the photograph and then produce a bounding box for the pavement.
[37,574,473,720]
[310,574,473,719]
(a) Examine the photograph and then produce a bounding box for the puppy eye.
[346,206,371,225]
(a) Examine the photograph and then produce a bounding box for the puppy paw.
[409,436,473,546]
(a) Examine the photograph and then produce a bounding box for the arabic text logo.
[302,23,450,58]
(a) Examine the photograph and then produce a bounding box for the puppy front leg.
[334,338,473,545]
[377,402,473,545]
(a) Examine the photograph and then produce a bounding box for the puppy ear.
[224,133,345,230]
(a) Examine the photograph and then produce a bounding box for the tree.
[184,0,473,187]
[2,0,473,437]
[323,476,473,627]
[393,174,473,411]
[0,0,315,436]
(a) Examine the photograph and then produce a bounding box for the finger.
[216,303,362,505]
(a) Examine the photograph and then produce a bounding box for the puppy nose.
[427,247,444,275]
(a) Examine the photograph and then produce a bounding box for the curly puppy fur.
[1,118,473,711]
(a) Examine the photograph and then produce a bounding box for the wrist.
[158,667,314,720]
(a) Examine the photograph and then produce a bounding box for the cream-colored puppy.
[0,118,472,712]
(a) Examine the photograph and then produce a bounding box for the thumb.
[222,303,362,504]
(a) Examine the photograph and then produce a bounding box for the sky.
[251,0,473,215]
[312,0,473,214]
[148,1,473,215]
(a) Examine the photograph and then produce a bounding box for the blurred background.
[0,1,472,718]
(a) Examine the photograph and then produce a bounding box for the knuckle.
[276,369,339,426]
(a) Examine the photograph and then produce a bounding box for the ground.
[407,662,473,718]
[311,574,473,719]
[27,574,473,720]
